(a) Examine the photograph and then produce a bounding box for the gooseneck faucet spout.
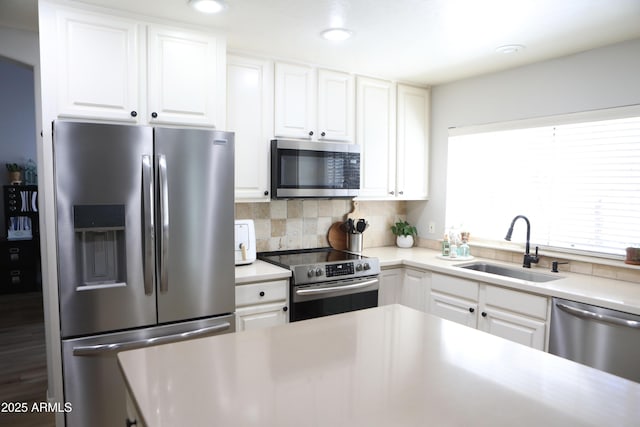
[505,215,539,268]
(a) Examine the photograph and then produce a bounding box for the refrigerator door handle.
[142,155,155,296]
[158,154,169,293]
[72,322,231,356]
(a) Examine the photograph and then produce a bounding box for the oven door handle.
[295,278,378,296]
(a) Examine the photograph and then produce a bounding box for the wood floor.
[0,292,55,427]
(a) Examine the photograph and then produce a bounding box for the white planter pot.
[396,235,414,248]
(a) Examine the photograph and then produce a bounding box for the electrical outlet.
[428,221,435,234]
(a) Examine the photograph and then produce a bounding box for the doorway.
[0,56,53,426]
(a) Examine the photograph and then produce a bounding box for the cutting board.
[346,200,361,220]
[327,221,347,250]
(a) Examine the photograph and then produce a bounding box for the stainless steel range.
[259,248,380,322]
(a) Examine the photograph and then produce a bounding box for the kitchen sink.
[456,262,561,283]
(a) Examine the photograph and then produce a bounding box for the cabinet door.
[236,302,288,332]
[356,76,396,198]
[400,269,430,312]
[479,284,549,350]
[478,307,546,350]
[429,291,478,328]
[147,25,224,127]
[274,62,315,139]
[429,273,479,326]
[378,268,403,306]
[227,55,273,201]
[317,69,354,142]
[55,9,141,122]
[396,84,429,200]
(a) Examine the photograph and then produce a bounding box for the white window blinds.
[446,110,640,257]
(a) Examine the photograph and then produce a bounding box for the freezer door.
[53,121,156,337]
[61,315,234,427]
[154,127,235,323]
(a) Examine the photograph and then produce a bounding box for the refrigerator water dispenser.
[73,205,127,289]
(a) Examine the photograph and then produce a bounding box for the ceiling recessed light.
[495,44,525,54]
[320,28,353,42]
[189,0,227,14]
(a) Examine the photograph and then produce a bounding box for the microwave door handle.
[158,154,169,293]
[142,155,154,295]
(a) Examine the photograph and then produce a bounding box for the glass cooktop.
[258,247,365,268]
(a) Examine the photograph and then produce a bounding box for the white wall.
[0,26,39,66]
[410,37,640,240]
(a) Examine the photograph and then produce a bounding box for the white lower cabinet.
[378,267,430,312]
[378,268,403,305]
[429,273,550,351]
[479,285,548,350]
[429,273,479,328]
[400,268,430,312]
[235,279,289,332]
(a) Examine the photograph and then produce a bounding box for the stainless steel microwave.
[270,139,360,199]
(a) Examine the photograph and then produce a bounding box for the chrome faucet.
[505,215,539,268]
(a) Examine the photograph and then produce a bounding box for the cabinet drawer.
[236,280,288,307]
[483,285,548,320]
[0,268,38,293]
[431,273,479,300]
[1,242,38,267]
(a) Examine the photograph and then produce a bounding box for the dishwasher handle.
[72,322,231,356]
[555,302,640,329]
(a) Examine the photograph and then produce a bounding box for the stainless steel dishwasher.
[549,297,640,383]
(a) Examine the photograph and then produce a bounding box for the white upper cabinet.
[357,80,430,200]
[147,25,224,127]
[396,84,430,200]
[275,62,354,142]
[227,54,273,201]
[53,7,225,127]
[356,76,396,198]
[274,62,315,139]
[55,9,141,122]
[317,69,355,141]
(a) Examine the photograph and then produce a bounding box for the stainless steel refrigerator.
[53,120,235,427]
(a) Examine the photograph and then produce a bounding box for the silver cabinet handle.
[158,154,169,293]
[72,322,231,356]
[556,302,640,329]
[296,279,378,296]
[142,155,155,296]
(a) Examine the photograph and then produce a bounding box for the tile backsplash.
[235,200,407,252]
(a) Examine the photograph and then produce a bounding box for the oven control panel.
[293,258,380,285]
[326,262,354,277]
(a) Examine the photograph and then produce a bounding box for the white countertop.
[235,260,291,284]
[361,246,640,315]
[118,304,640,427]
[235,247,640,315]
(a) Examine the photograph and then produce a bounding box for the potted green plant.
[6,163,22,184]
[391,220,417,248]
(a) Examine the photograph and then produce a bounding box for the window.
[446,106,640,258]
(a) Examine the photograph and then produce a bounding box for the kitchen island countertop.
[118,304,640,427]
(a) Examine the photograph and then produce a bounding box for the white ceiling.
[2,0,640,85]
